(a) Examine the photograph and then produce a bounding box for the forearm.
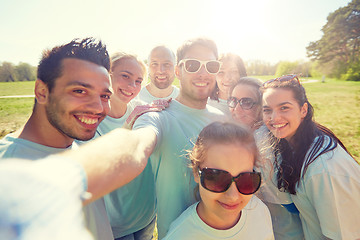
[60,127,156,205]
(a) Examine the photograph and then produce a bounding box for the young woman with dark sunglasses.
[163,122,274,239]
[259,75,360,240]
[207,53,247,116]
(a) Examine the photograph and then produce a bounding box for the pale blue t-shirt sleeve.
[133,111,162,150]
[0,156,92,240]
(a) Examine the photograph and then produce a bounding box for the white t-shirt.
[164,196,274,240]
[136,85,179,104]
[291,136,360,240]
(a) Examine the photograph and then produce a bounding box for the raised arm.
[60,127,157,205]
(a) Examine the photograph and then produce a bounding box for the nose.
[197,64,208,75]
[271,110,279,121]
[225,182,240,200]
[87,96,107,114]
[159,64,165,72]
[128,79,136,88]
[225,71,233,81]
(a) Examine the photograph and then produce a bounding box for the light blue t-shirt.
[89,99,156,238]
[291,136,360,240]
[0,135,74,160]
[0,156,91,240]
[133,100,227,239]
[0,134,114,240]
[136,85,180,104]
[164,196,274,240]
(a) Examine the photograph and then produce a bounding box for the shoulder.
[164,203,199,239]
[137,86,154,104]
[248,195,271,212]
[304,136,359,178]
[0,135,31,159]
[129,99,147,108]
[205,103,227,116]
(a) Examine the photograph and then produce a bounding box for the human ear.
[175,65,181,79]
[193,168,200,184]
[301,102,308,118]
[34,79,49,105]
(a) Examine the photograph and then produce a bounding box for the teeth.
[157,76,166,80]
[78,117,98,125]
[121,90,133,96]
[273,123,286,128]
[195,82,207,87]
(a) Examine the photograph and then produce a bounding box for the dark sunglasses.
[263,74,301,86]
[178,59,222,74]
[198,168,261,195]
[227,96,258,110]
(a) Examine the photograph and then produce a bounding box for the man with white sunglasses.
[130,37,228,239]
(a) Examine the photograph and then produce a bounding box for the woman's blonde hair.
[189,121,260,173]
[110,52,147,83]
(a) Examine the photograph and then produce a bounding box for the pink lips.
[218,201,240,210]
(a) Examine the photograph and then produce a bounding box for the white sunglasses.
[178,59,222,74]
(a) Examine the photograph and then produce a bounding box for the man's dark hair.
[37,37,110,92]
[176,37,218,64]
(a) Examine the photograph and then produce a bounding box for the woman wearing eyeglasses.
[163,121,274,240]
[260,75,360,240]
[207,53,247,116]
[228,77,263,130]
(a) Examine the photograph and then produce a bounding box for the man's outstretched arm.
[60,127,157,205]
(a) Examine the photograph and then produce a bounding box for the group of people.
[0,36,359,240]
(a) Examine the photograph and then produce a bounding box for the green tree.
[15,62,36,81]
[0,62,17,82]
[275,61,298,76]
[275,61,313,77]
[245,60,277,76]
[307,0,360,80]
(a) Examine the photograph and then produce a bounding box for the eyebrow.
[150,60,172,63]
[67,81,112,94]
[263,101,294,108]
[120,70,134,76]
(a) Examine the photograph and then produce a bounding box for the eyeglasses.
[263,74,301,86]
[178,59,222,74]
[198,167,261,195]
[228,96,258,110]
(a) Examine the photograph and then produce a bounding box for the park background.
[1,0,359,160]
[0,1,359,239]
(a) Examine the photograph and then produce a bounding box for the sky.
[0,0,352,66]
